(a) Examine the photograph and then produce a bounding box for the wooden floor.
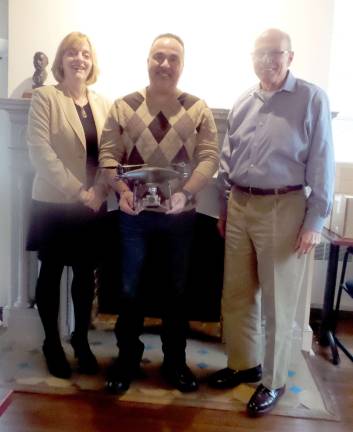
[0,317,352,432]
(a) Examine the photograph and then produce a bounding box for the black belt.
[234,184,303,196]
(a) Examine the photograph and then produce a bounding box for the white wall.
[0,0,9,306]
[8,0,334,107]
[1,0,343,309]
[0,0,8,98]
[329,0,353,115]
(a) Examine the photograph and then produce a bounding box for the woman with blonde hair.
[27,32,110,378]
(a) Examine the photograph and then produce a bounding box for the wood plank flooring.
[0,318,352,432]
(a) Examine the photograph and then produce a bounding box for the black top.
[75,102,98,188]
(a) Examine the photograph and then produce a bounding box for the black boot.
[42,339,71,379]
[70,333,99,375]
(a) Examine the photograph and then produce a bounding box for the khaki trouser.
[222,188,307,389]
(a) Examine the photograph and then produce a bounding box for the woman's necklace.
[65,86,88,118]
[78,104,88,119]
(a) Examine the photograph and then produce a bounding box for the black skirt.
[26,199,108,265]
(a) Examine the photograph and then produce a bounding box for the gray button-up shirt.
[218,71,335,232]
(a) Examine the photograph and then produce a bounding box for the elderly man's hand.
[166,192,187,215]
[295,229,321,257]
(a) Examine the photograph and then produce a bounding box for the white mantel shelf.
[0,97,30,109]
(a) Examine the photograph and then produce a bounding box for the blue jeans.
[115,209,196,365]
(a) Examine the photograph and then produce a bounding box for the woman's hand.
[78,187,90,206]
[79,186,105,212]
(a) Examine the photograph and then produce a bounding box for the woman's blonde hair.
[51,32,99,84]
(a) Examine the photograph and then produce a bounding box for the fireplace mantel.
[0,98,43,346]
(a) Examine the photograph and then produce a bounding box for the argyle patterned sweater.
[99,88,219,184]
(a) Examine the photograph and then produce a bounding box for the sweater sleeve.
[193,102,219,179]
[99,100,126,168]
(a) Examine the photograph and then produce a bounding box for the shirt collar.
[251,70,296,99]
[281,70,296,92]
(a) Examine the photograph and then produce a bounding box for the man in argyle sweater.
[99,33,219,394]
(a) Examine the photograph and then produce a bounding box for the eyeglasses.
[252,50,291,61]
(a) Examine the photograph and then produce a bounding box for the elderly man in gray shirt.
[208,28,335,417]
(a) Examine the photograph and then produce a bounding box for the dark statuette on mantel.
[23,51,49,98]
[32,51,49,89]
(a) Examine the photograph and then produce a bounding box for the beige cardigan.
[27,85,111,203]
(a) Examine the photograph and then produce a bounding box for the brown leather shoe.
[247,384,285,417]
[208,365,262,389]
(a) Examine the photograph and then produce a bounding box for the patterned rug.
[0,329,338,420]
